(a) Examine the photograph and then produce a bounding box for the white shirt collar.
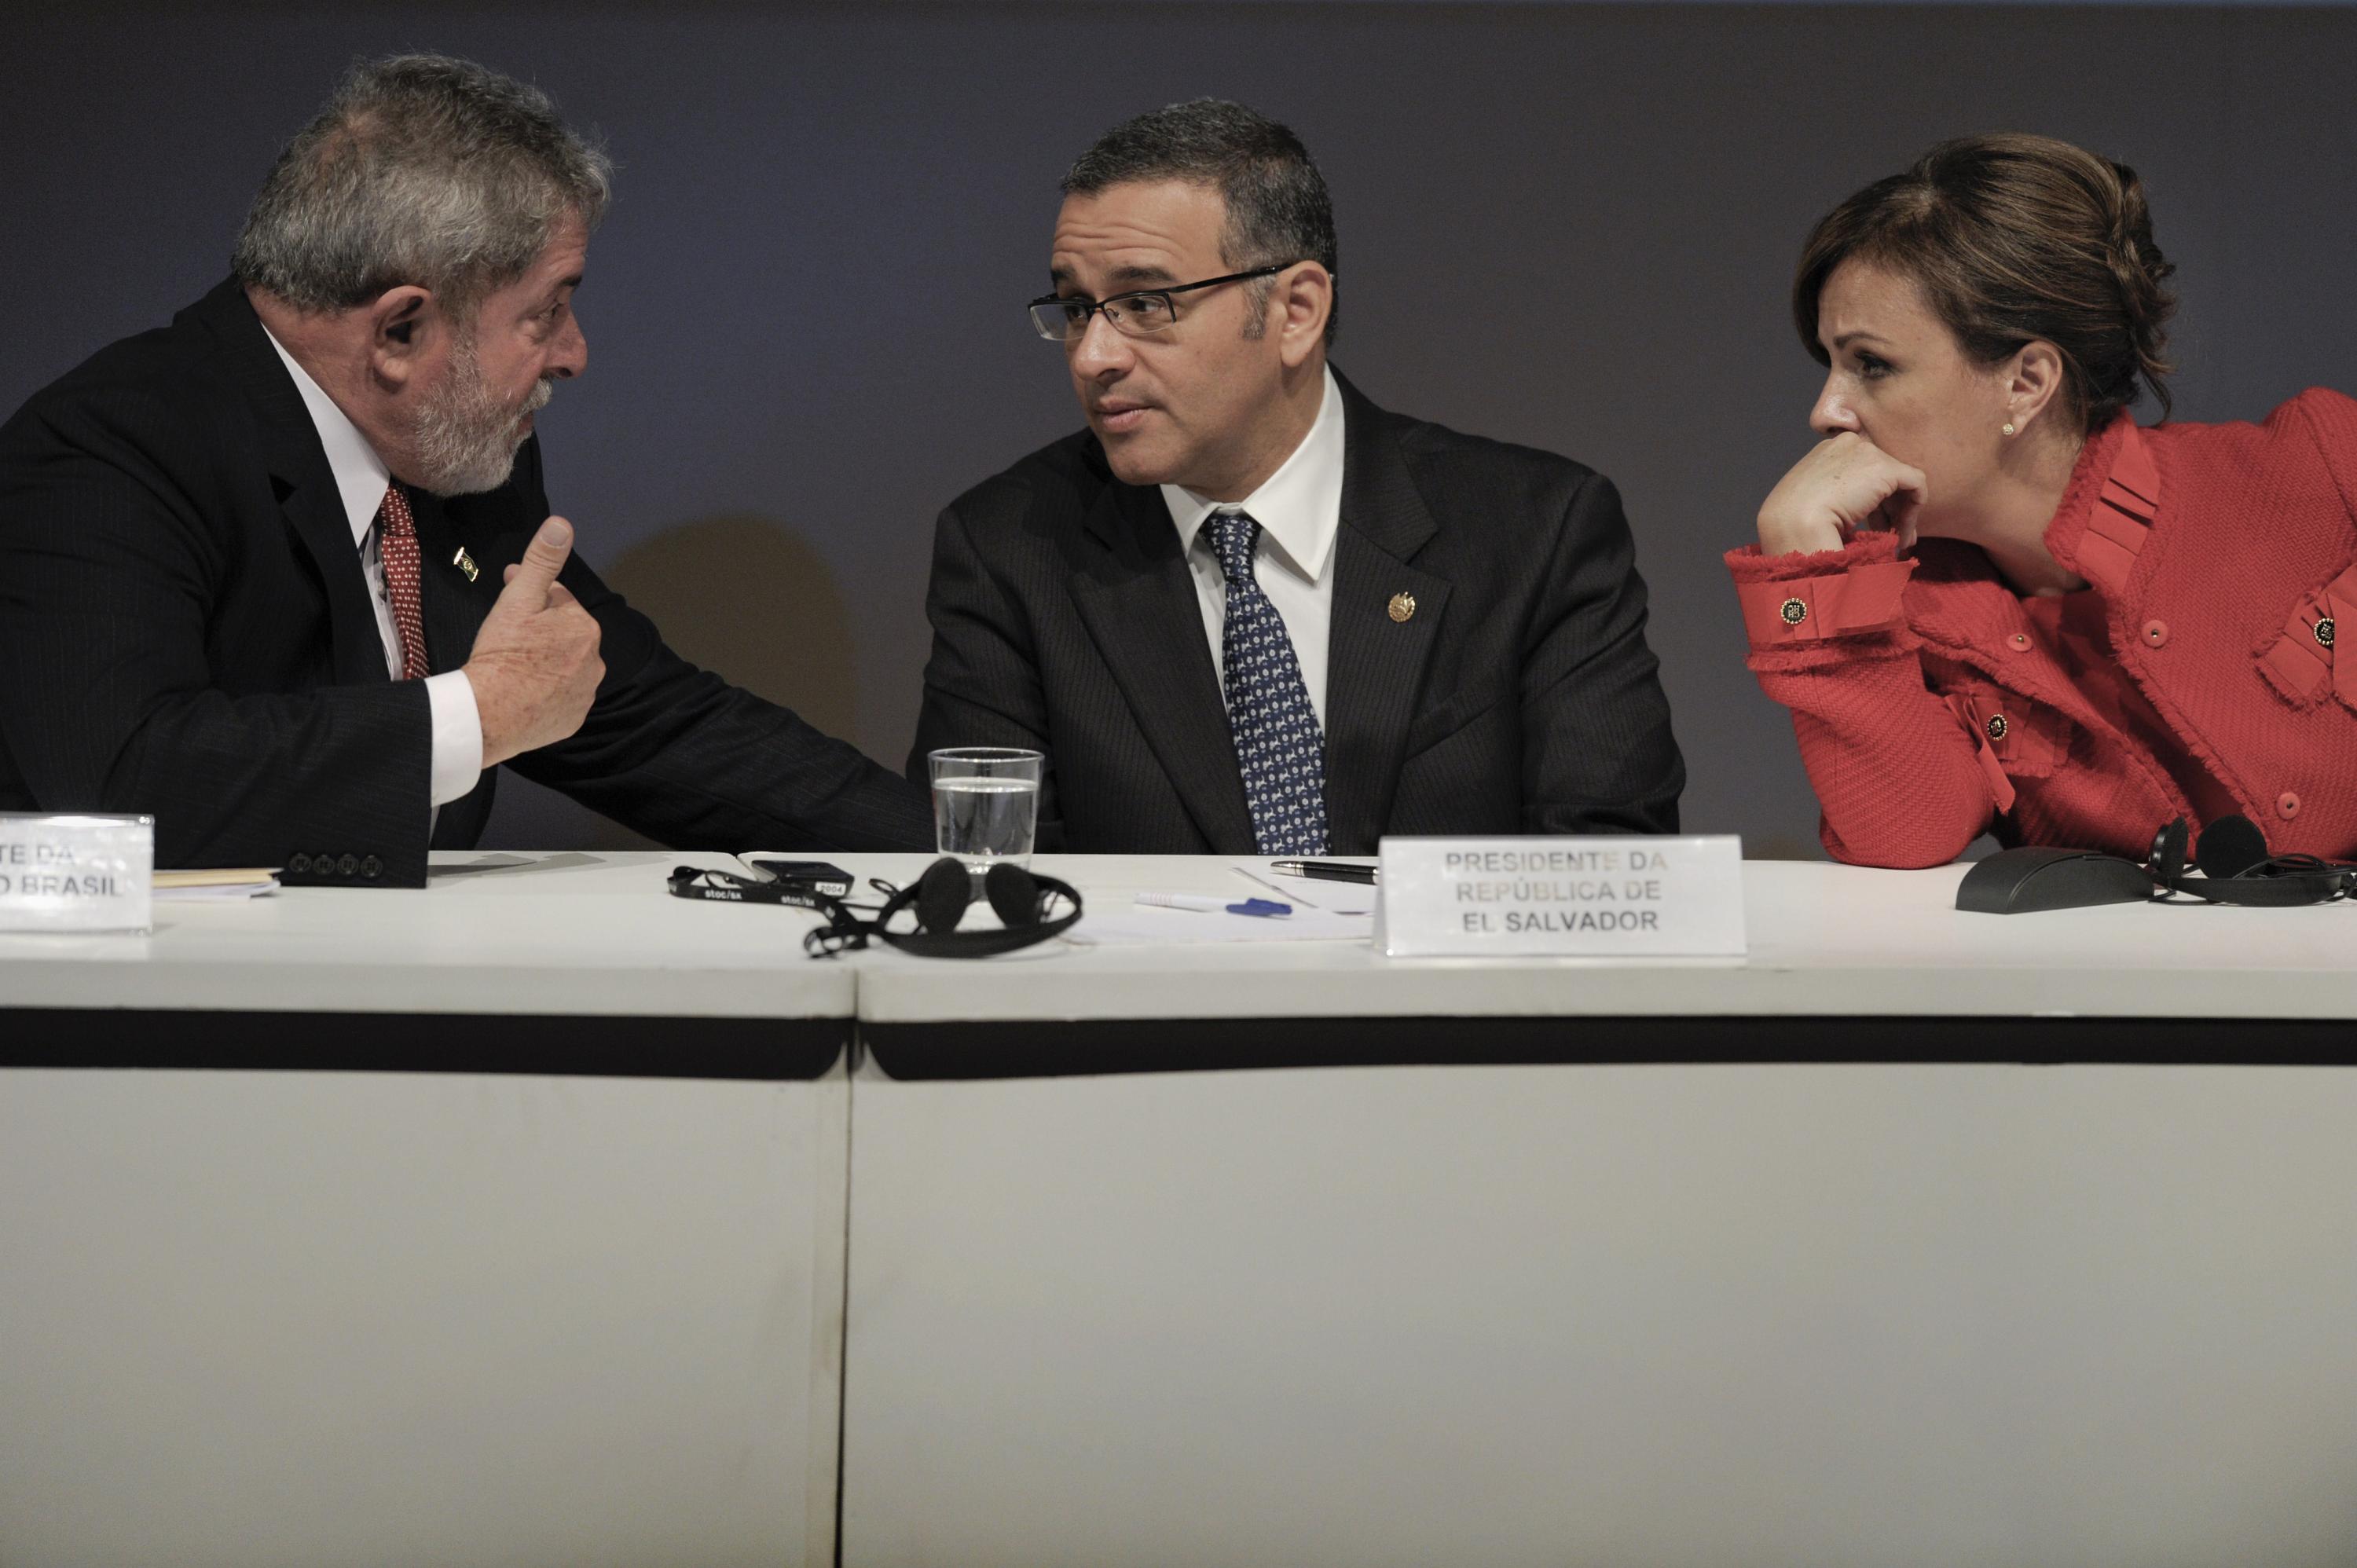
[261,324,393,549]
[1161,365,1346,584]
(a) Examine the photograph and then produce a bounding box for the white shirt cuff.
[424,669,486,807]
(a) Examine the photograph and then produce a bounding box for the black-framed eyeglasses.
[1026,262,1309,342]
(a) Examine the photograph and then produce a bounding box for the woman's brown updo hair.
[1794,134,2178,434]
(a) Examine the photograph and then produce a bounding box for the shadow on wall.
[486,515,859,852]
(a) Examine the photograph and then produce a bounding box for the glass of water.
[927,747,1043,879]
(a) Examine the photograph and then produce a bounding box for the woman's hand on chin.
[1755,431,1928,556]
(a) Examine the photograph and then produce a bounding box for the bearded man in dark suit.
[909,101,1684,855]
[0,55,929,884]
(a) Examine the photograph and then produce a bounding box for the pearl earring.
[2002,421,2017,437]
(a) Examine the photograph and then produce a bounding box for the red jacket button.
[2142,620,2169,647]
[2007,632,2032,651]
[2278,792,2302,819]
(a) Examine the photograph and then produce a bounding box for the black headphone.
[804,857,1083,958]
[2146,815,2356,907]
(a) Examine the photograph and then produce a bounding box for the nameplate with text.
[0,813,154,933]
[1377,836,1746,958]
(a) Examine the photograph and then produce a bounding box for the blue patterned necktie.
[1205,510,1330,855]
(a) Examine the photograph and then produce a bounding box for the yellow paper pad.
[153,867,279,888]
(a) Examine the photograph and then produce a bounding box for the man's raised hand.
[462,515,604,768]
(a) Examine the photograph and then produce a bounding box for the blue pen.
[1134,892,1292,918]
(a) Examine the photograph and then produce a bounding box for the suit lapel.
[191,282,498,849]
[200,282,389,688]
[1067,471,1257,853]
[1322,383,1450,852]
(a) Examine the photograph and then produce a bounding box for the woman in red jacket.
[1728,133,2357,869]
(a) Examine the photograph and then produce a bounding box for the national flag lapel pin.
[453,548,479,583]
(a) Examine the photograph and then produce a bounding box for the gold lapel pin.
[1387,592,1417,624]
[452,548,479,584]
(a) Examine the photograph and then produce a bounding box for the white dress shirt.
[262,328,484,811]
[1160,365,1346,727]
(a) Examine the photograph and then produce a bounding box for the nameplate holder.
[0,813,154,933]
[1377,835,1746,958]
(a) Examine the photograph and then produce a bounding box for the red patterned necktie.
[376,484,430,680]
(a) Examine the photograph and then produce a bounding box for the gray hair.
[1063,98,1339,344]
[233,54,611,320]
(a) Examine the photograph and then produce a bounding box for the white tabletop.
[0,849,849,1018]
[846,854,2357,1024]
[2,851,2349,1024]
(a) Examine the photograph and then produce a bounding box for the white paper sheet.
[1063,905,1373,945]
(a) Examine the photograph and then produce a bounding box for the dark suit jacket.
[0,280,931,883]
[908,372,1684,852]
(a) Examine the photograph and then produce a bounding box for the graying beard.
[412,336,530,496]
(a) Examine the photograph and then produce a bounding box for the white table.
[8,850,2355,1568]
[1,847,851,1028]
[1,851,849,1568]
[849,854,2357,1036]
[838,855,2357,1568]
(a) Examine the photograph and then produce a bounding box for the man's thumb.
[505,516,574,600]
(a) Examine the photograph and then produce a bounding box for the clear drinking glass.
[927,748,1043,879]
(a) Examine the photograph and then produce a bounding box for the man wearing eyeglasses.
[909,98,1684,854]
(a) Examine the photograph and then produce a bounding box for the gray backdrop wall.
[7,3,2352,855]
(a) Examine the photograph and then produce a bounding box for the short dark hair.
[1063,98,1339,345]
[1794,133,2176,434]
[233,54,611,321]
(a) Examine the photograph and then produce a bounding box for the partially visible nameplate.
[1378,835,1747,958]
[0,813,154,933]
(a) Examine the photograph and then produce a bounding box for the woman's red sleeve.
[1727,531,2000,867]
